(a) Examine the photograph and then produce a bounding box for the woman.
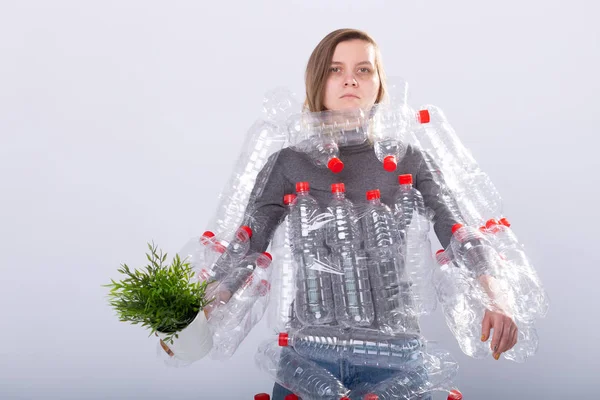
[241,28,519,398]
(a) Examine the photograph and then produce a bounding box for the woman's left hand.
[480,309,518,360]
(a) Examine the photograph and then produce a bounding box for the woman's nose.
[344,75,358,87]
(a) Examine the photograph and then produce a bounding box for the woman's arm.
[242,150,294,253]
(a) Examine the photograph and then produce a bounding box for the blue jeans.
[271,348,432,400]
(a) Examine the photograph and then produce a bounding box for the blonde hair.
[304,29,388,112]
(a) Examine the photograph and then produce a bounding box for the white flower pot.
[156,310,213,362]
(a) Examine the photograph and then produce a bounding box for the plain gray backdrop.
[1,1,598,399]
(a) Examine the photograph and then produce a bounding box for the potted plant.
[104,242,214,361]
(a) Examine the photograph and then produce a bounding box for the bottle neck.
[332,192,346,200]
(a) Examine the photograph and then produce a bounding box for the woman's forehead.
[332,40,376,62]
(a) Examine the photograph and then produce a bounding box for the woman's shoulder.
[265,146,315,177]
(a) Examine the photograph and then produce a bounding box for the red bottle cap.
[364,394,379,400]
[499,217,511,227]
[284,395,299,400]
[331,183,346,193]
[200,231,215,245]
[436,249,444,255]
[451,223,463,234]
[257,252,272,268]
[283,194,296,205]
[398,174,413,185]
[328,157,344,174]
[296,181,310,193]
[366,189,380,201]
[383,155,397,172]
[237,225,253,241]
[278,332,289,347]
[485,219,498,229]
[448,389,463,400]
[201,231,215,239]
[419,109,430,124]
[254,394,270,400]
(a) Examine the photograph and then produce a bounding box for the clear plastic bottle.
[210,292,270,360]
[203,226,253,282]
[449,223,503,278]
[290,181,336,325]
[268,194,298,330]
[278,325,424,370]
[326,183,375,327]
[482,219,549,323]
[413,105,477,172]
[393,174,428,237]
[393,175,436,319]
[205,252,272,324]
[372,109,430,172]
[254,340,349,400]
[287,113,345,174]
[362,189,409,332]
[433,249,489,359]
[178,231,224,280]
[309,133,344,173]
[456,171,502,226]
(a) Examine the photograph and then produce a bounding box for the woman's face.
[322,39,380,111]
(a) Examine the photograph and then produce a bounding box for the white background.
[1,1,598,399]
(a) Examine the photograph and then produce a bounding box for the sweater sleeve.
[242,150,294,253]
[414,147,463,249]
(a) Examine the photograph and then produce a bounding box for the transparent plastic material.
[150,82,547,381]
[278,326,425,370]
[326,183,375,327]
[413,105,502,226]
[287,108,370,172]
[290,182,336,325]
[370,104,430,172]
[434,249,539,362]
[255,339,349,400]
[267,194,298,331]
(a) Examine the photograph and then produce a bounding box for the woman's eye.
[330,67,342,73]
[359,68,371,73]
